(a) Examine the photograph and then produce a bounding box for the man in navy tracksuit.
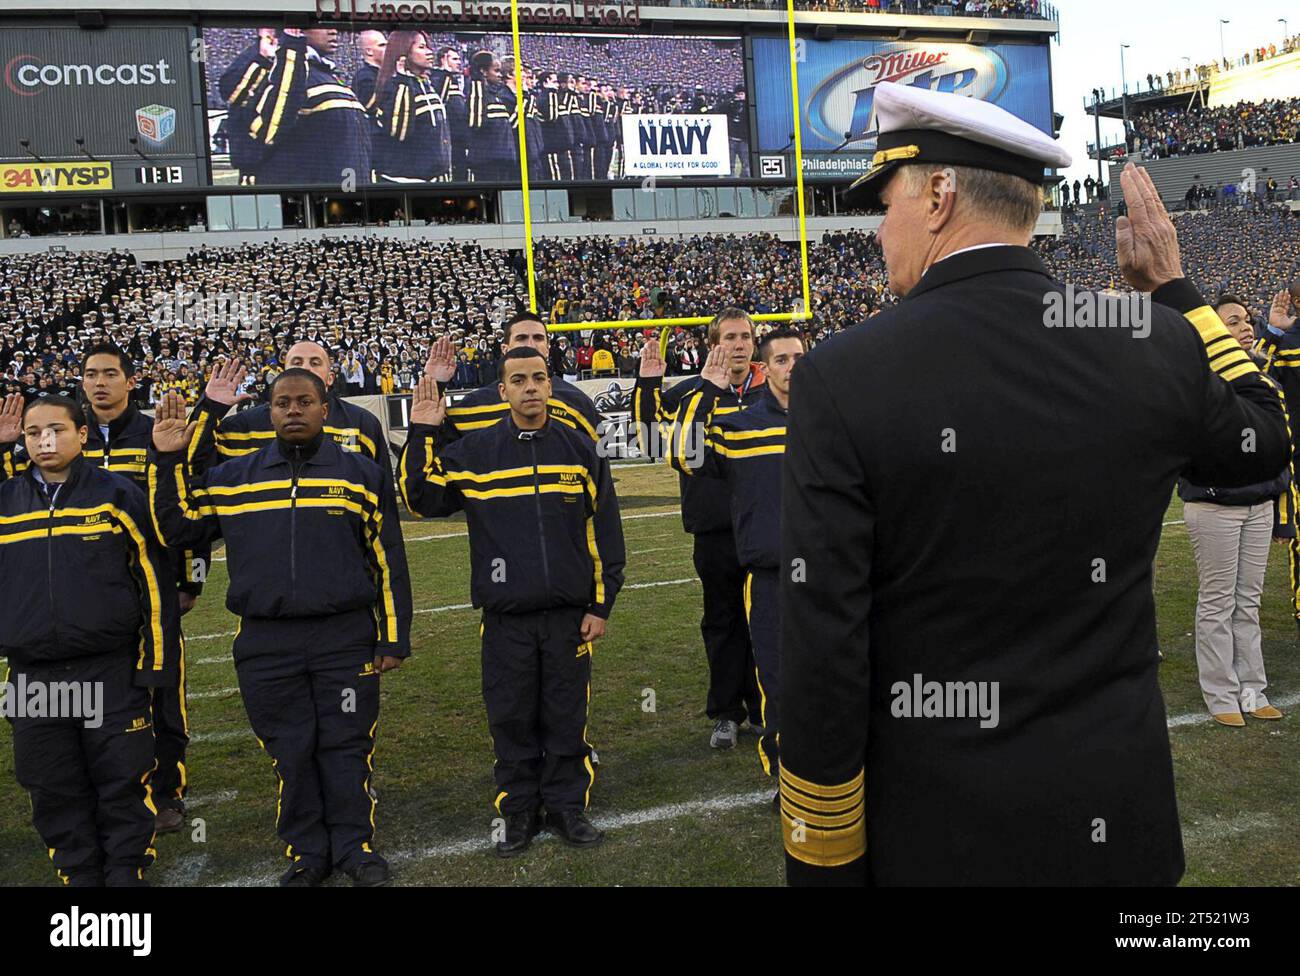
[636,308,768,750]
[669,329,804,781]
[188,342,386,472]
[399,348,625,856]
[149,370,412,887]
[0,343,202,833]
[0,395,178,886]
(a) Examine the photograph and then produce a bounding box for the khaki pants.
[1184,500,1273,715]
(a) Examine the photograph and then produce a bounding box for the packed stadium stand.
[4,202,1296,407]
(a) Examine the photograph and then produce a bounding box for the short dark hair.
[269,367,328,402]
[758,327,806,361]
[498,346,549,382]
[23,394,86,429]
[1214,294,1248,312]
[82,342,133,376]
[503,312,547,343]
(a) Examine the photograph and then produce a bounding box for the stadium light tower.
[1091,89,1104,186]
[1119,44,1131,154]
[1219,19,1230,64]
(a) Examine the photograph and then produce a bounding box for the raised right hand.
[1269,290,1297,332]
[0,392,24,444]
[152,392,197,453]
[410,374,447,427]
[639,336,665,378]
[700,345,728,391]
[205,358,251,407]
[423,335,457,384]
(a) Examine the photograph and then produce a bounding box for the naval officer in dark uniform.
[778,82,1290,886]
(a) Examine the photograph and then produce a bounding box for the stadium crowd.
[1130,97,1300,158]
[202,31,742,111]
[204,27,747,185]
[2,204,1297,406]
[1137,32,1300,91]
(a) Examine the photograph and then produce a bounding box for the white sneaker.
[710,719,739,749]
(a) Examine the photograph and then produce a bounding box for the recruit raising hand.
[423,335,457,384]
[1269,290,1297,332]
[700,345,729,391]
[205,358,252,407]
[410,374,447,427]
[0,393,24,444]
[638,336,665,378]
[152,392,198,453]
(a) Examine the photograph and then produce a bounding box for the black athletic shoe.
[155,806,185,833]
[495,809,541,858]
[279,862,330,887]
[546,810,603,848]
[104,870,148,887]
[345,859,391,887]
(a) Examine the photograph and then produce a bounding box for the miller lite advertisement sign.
[752,38,1052,180]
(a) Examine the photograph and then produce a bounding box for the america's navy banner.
[752,37,1053,180]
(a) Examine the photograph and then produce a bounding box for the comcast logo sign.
[4,54,176,96]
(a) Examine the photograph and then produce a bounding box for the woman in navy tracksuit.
[0,394,177,886]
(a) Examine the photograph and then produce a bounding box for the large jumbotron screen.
[201,27,747,188]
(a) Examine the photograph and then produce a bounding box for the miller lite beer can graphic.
[135,104,176,145]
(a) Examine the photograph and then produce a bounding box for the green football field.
[1,463,1296,886]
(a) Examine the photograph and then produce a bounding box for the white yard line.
[159,854,210,887]
[190,730,251,744]
[188,687,240,701]
[187,576,703,644]
[215,788,773,887]
[186,789,239,809]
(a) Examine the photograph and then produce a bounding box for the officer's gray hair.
[897,164,1042,234]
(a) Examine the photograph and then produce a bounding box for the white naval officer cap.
[844,81,1073,208]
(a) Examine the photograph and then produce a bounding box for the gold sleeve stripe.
[781,765,864,800]
[1220,361,1261,383]
[265,48,297,146]
[715,426,787,441]
[447,401,509,418]
[186,410,213,465]
[550,398,598,441]
[780,794,865,828]
[782,812,866,868]
[780,782,864,815]
[713,444,785,460]
[228,61,261,106]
